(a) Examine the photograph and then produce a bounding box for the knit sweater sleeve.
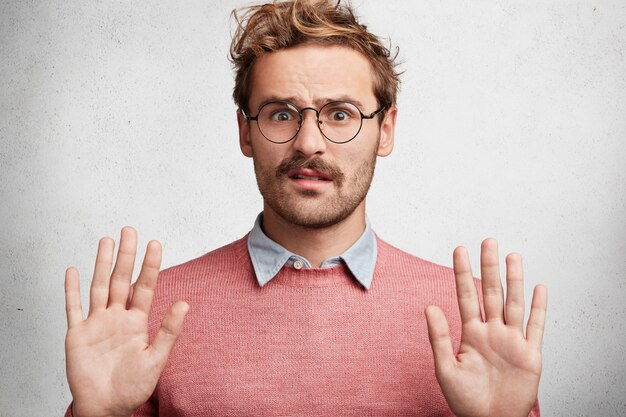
[65,401,539,417]
[530,398,541,416]
[63,400,157,417]
[133,396,158,416]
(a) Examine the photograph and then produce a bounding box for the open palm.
[426,238,547,417]
[64,227,189,417]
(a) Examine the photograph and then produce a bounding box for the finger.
[453,246,482,324]
[425,305,456,375]
[88,237,115,315]
[65,267,83,328]
[107,227,138,307]
[480,238,504,322]
[504,252,525,332]
[150,301,190,367]
[129,240,162,315]
[526,285,548,349]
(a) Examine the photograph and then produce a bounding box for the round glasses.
[241,100,385,144]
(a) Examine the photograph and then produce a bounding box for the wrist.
[72,403,132,417]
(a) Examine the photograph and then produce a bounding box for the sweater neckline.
[266,263,362,288]
[227,233,391,289]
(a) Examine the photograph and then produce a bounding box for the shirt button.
[293,259,304,270]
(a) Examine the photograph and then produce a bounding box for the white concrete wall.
[1,1,624,415]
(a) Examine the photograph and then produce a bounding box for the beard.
[252,145,378,229]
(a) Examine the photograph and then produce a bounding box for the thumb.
[150,301,190,367]
[425,305,456,375]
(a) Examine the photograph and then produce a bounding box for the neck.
[261,202,367,267]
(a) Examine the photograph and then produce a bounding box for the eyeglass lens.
[256,101,363,143]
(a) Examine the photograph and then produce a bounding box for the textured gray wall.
[1,1,625,416]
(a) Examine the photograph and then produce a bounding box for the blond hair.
[230,0,401,114]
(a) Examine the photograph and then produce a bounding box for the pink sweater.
[66,235,540,416]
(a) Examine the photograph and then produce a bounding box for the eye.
[329,110,350,121]
[271,110,295,122]
[322,102,359,123]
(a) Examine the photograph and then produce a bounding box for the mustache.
[275,155,345,186]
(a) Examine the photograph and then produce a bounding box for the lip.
[287,168,333,191]
[287,168,333,181]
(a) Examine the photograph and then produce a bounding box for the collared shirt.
[247,213,377,290]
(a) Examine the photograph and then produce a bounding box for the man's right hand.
[64,227,189,417]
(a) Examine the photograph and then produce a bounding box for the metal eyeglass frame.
[240,100,386,144]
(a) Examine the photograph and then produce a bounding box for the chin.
[268,197,362,229]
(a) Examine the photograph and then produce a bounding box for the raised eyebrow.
[316,97,366,110]
[257,96,300,109]
[256,96,366,110]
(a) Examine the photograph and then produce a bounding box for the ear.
[376,106,397,157]
[237,110,253,158]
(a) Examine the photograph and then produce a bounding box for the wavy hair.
[230,0,401,115]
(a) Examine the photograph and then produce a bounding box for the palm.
[426,239,547,417]
[64,228,189,417]
[66,308,155,416]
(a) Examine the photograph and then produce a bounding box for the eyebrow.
[256,95,368,112]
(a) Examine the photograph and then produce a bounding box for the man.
[64,1,547,416]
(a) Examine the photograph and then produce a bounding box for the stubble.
[252,144,378,229]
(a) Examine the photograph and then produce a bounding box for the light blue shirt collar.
[247,213,377,290]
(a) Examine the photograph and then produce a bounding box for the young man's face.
[238,44,396,228]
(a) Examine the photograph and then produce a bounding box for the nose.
[291,108,327,157]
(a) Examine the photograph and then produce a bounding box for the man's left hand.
[425,238,547,417]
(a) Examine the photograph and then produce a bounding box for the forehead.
[248,44,376,109]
